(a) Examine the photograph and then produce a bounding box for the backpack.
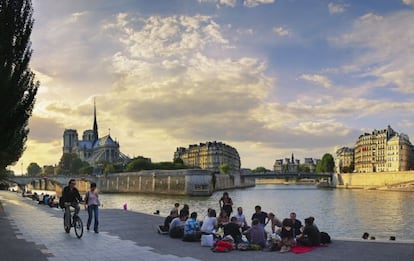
[320,231,331,244]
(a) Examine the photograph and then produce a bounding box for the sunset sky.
[9,0,414,174]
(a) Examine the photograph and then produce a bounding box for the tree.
[43,165,55,176]
[219,163,230,174]
[0,0,39,176]
[57,153,90,175]
[297,164,310,173]
[252,166,269,173]
[125,156,152,172]
[316,153,335,172]
[27,162,41,176]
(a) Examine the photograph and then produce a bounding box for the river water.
[96,184,414,241]
[33,184,414,240]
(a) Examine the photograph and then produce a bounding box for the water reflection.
[98,185,414,240]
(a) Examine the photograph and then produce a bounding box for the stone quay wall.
[96,169,254,196]
[336,171,414,189]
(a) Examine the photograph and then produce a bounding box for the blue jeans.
[87,204,99,232]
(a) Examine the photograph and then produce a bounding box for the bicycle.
[63,202,84,238]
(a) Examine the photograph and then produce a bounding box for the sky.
[9,0,414,174]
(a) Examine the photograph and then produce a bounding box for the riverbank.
[1,190,414,260]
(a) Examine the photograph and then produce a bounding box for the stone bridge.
[241,171,333,179]
[5,175,97,194]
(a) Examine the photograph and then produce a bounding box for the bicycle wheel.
[74,216,83,238]
[63,213,70,233]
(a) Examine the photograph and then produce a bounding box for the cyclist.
[61,179,82,217]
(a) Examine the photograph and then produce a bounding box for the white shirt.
[201,216,218,233]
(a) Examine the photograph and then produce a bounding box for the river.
[32,184,414,240]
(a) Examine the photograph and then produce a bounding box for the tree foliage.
[125,156,152,172]
[220,163,230,174]
[0,0,39,175]
[27,162,41,176]
[57,153,91,175]
[316,153,335,172]
[251,166,269,173]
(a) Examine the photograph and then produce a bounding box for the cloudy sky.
[10,0,414,173]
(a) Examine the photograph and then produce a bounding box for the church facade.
[62,102,129,167]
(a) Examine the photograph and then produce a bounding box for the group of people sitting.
[25,191,59,208]
[159,192,325,253]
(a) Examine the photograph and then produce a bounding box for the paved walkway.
[1,190,414,261]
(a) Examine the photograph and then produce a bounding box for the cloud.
[272,26,289,36]
[328,2,348,14]
[300,74,332,88]
[220,0,237,7]
[402,0,414,6]
[331,11,414,93]
[197,0,237,7]
[28,116,64,143]
[243,0,275,8]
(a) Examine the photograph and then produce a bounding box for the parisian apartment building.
[174,141,241,173]
[337,125,414,173]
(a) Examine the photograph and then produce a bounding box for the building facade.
[354,125,413,172]
[335,147,354,173]
[174,141,241,172]
[273,154,318,173]
[62,102,129,167]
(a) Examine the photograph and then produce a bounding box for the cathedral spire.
[93,98,99,142]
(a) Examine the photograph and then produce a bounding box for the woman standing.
[85,182,100,233]
[219,192,233,217]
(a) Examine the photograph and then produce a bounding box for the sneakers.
[280,246,290,253]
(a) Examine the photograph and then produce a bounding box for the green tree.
[27,162,41,176]
[297,164,310,173]
[57,153,90,175]
[126,156,152,172]
[43,165,55,176]
[0,0,39,176]
[316,153,335,172]
[103,164,115,175]
[219,163,230,174]
[173,157,184,165]
[252,166,269,173]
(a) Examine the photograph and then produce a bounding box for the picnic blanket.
[291,245,321,254]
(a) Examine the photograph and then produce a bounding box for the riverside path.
[1,190,414,261]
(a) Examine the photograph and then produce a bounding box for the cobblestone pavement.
[0,191,199,261]
[1,190,414,261]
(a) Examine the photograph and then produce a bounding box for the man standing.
[61,179,82,216]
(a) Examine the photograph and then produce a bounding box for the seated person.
[290,212,303,236]
[243,218,267,249]
[251,205,268,228]
[179,204,190,217]
[169,212,187,238]
[160,209,178,233]
[296,217,321,246]
[200,209,217,234]
[268,212,282,234]
[217,209,229,227]
[234,207,249,231]
[183,212,201,242]
[278,218,296,253]
[223,217,243,244]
